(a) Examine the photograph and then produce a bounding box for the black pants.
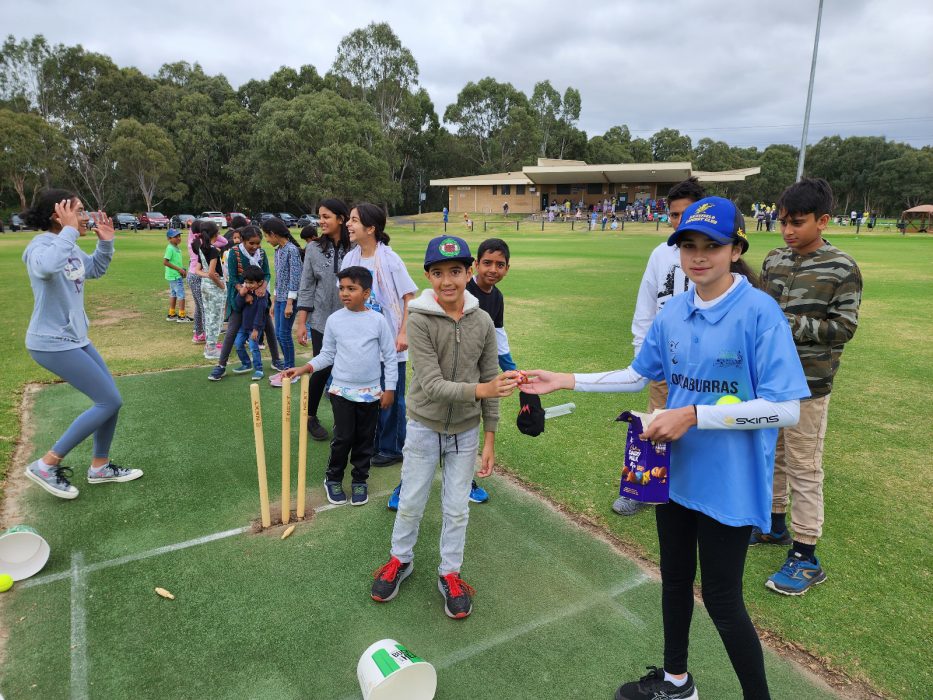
[219,309,279,367]
[656,500,770,699]
[325,395,379,483]
[307,328,332,418]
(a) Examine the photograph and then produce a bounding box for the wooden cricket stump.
[250,375,312,530]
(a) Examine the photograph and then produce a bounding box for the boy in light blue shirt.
[284,266,396,507]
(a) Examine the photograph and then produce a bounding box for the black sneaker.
[371,557,412,602]
[350,482,368,506]
[323,480,347,505]
[371,453,403,467]
[615,666,697,700]
[208,365,226,381]
[307,416,329,441]
[437,572,475,619]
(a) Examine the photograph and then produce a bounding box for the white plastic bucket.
[357,639,436,700]
[0,525,50,581]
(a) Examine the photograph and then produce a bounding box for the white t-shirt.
[631,241,690,357]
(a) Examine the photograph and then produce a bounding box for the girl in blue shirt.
[261,218,303,384]
[524,197,809,700]
[22,191,143,500]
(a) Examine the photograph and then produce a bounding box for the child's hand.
[251,330,258,341]
[285,299,293,318]
[380,390,395,410]
[517,370,574,395]
[283,365,312,380]
[395,329,408,353]
[237,283,248,297]
[180,268,187,278]
[478,441,495,477]
[641,406,696,443]
[476,372,518,399]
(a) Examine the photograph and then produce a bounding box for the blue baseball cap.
[166,228,180,238]
[667,196,749,253]
[423,235,474,270]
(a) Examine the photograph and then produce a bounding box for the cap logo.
[685,202,719,226]
[736,228,747,241]
[438,237,461,257]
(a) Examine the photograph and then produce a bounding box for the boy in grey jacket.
[370,235,519,619]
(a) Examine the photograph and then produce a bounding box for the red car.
[226,212,248,226]
[139,211,170,229]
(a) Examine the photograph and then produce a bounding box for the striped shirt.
[760,241,862,397]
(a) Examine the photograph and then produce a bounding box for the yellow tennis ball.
[716,395,742,405]
[0,573,13,593]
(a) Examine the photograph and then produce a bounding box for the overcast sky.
[6,0,933,150]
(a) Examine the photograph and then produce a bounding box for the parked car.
[278,212,299,227]
[85,211,97,229]
[225,212,248,226]
[9,214,27,231]
[252,212,275,226]
[199,211,227,228]
[297,213,320,228]
[140,211,170,229]
[114,213,139,230]
[170,214,195,229]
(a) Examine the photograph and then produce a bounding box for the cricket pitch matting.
[0,369,836,699]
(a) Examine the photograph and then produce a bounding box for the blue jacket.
[23,227,114,352]
[236,291,269,334]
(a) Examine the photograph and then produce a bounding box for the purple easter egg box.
[616,410,671,504]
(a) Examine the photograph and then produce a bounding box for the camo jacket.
[760,241,862,398]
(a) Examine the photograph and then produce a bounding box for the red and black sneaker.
[437,572,475,619]
[371,557,412,602]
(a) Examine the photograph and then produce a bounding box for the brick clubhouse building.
[431,159,761,214]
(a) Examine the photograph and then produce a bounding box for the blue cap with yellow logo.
[667,196,749,253]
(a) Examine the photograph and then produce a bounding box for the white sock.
[90,462,109,472]
[664,670,688,687]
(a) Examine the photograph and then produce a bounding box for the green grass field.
[1,223,931,698]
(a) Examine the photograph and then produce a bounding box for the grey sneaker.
[612,496,649,516]
[25,460,79,499]
[87,462,143,484]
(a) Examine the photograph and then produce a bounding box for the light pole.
[796,0,825,181]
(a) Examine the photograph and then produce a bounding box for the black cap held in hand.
[517,392,545,437]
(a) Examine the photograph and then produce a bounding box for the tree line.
[1,25,930,219]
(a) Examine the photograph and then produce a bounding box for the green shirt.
[164,243,183,281]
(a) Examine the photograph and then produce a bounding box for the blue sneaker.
[749,527,792,546]
[324,480,347,505]
[232,363,252,374]
[766,551,827,596]
[271,360,286,372]
[468,480,489,504]
[388,482,401,511]
[252,369,264,381]
[25,460,79,500]
[350,482,368,506]
[208,365,225,381]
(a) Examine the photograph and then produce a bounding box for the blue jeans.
[390,419,479,575]
[234,328,263,371]
[273,299,296,368]
[29,343,122,459]
[375,361,406,458]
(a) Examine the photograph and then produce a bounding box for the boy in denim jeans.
[370,235,519,619]
[232,265,269,380]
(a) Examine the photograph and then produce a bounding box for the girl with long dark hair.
[295,198,352,440]
[261,217,303,385]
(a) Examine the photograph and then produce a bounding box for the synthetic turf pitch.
[0,369,834,699]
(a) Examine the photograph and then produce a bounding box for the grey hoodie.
[23,226,114,352]
[406,288,499,435]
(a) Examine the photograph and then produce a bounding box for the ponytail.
[731,256,760,287]
[354,202,390,245]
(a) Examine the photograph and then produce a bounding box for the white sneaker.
[87,462,143,484]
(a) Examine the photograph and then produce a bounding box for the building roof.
[430,160,760,187]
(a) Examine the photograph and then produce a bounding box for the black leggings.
[656,500,770,699]
[307,328,332,418]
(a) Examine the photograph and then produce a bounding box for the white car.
[199,211,227,227]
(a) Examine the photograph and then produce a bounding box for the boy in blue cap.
[370,235,519,619]
[163,228,190,322]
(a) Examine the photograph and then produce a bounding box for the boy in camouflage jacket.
[756,177,862,596]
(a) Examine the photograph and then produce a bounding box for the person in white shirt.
[613,177,706,517]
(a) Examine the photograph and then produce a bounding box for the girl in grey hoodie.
[22,191,142,500]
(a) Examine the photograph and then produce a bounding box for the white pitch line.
[69,552,88,700]
[20,488,396,590]
[434,573,651,671]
